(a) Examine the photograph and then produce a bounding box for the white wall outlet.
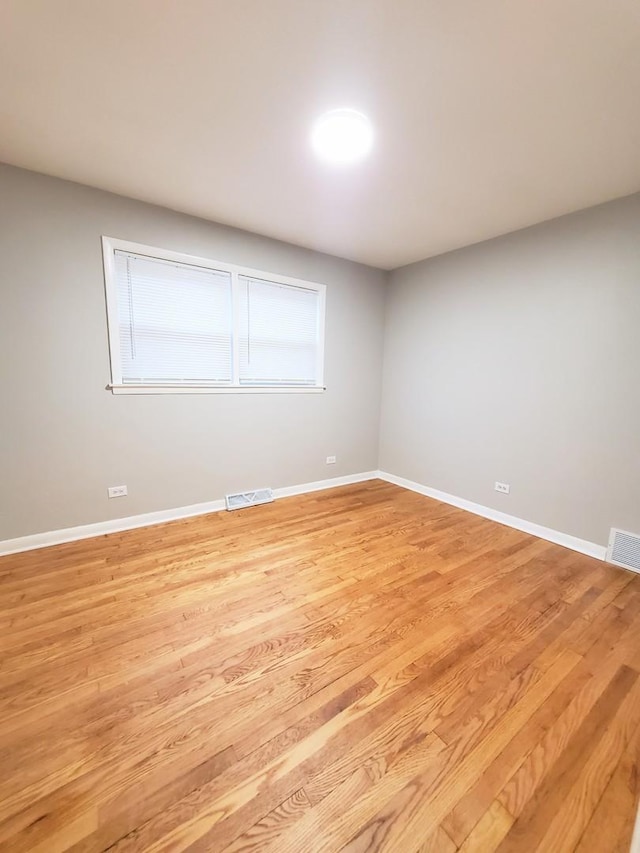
[108,485,128,498]
[326,455,336,464]
[495,482,510,495]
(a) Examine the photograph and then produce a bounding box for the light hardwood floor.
[1,480,639,852]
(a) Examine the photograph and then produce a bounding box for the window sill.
[108,384,326,395]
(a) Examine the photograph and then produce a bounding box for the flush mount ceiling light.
[311,108,374,165]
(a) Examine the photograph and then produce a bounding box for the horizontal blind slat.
[238,275,320,385]
[115,251,233,384]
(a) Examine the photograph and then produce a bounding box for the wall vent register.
[225,489,274,511]
[607,528,640,573]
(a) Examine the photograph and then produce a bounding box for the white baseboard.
[631,805,640,853]
[0,471,379,557]
[377,470,607,561]
[1,470,607,562]
[272,471,378,500]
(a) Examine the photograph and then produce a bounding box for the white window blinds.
[115,251,233,385]
[238,275,320,386]
[103,238,326,393]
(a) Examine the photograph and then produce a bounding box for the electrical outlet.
[108,485,128,498]
[495,482,510,495]
[326,455,336,464]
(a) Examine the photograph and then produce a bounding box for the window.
[102,237,326,394]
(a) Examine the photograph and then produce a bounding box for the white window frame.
[102,237,326,394]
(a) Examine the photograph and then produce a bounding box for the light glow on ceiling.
[311,109,374,165]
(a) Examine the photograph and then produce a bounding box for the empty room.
[1,1,640,851]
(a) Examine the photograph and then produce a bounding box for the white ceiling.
[1,1,639,269]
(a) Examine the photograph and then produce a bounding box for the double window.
[102,238,326,393]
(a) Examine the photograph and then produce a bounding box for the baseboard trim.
[0,471,379,557]
[631,804,640,853]
[1,470,607,561]
[272,471,378,500]
[377,470,607,561]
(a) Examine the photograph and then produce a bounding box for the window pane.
[238,276,320,385]
[115,251,232,384]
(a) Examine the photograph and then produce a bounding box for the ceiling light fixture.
[311,108,374,165]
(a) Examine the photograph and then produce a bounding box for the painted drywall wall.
[0,164,387,539]
[379,193,640,547]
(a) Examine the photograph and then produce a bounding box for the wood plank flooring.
[1,480,639,852]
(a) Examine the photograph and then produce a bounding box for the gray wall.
[2,162,638,549]
[0,164,387,540]
[380,193,640,547]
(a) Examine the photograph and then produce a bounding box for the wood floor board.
[335,650,580,853]
[495,666,640,852]
[457,799,514,852]
[440,597,640,847]
[572,719,640,853]
[1,480,638,852]
[534,678,640,853]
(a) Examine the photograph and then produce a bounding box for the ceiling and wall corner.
[0,163,387,542]
[0,2,639,553]
[0,0,639,270]
[379,191,640,548]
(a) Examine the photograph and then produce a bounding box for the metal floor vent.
[607,528,640,573]
[225,488,274,511]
